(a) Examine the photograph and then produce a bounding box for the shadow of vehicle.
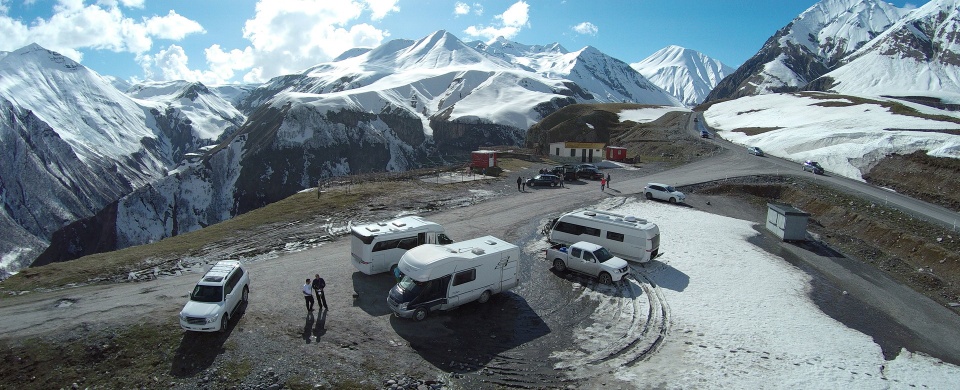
[169,302,246,378]
[632,260,689,292]
[351,271,397,316]
[546,267,638,295]
[388,292,550,374]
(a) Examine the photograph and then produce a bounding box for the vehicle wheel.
[240,286,249,313]
[553,259,566,272]
[599,272,613,285]
[413,308,428,321]
[669,197,677,204]
[219,314,229,333]
[645,192,652,200]
[477,290,491,304]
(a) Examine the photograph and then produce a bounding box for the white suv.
[179,260,249,332]
[643,183,686,204]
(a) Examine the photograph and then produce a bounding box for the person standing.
[559,175,564,188]
[521,177,526,192]
[606,173,611,189]
[312,274,328,311]
[302,278,315,312]
[600,177,606,191]
[517,176,522,192]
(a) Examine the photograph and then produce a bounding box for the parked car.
[802,160,824,174]
[576,167,604,180]
[527,174,561,187]
[545,242,629,285]
[179,260,249,333]
[748,147,764,156]
[551,166,578,181]
[643,183,686,204]
[576,163,598,171]
[700,130,710,138]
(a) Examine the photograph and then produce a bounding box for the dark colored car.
[551,166,578,181]
[802,161,824,174]
[576,167,603,180]
[527,174,561,187]
[700,130,710,138]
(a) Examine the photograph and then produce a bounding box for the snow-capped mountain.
[33,30,682,266]
[126,80,247,146]
[707,0,907,101]
[631,45,735,106]
[0,44,243,277]
[809,0,960,98]
[473,36,680,106]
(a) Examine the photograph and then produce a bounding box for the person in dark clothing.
[517,176,522,191]
[606,173,611,188]
[302,278,314,311]
[312,274,328,311]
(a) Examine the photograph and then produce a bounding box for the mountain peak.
[6,43,83,72]
[632,46,734,106]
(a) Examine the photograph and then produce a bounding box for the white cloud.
[144,10,205,40]
[463,0,529,41]
[572,21,597,36]
[0,1,203,64]
[497,1,529,27]
[454,2,470,16]
[364,0,399,20]
[172,0,395,83]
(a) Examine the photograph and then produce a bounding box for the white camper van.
[387,236,519,321]
[546,209,660,263]
[351,216,454,275]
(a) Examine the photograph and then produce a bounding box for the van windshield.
[593,247,614,262]
[191,285,223,303]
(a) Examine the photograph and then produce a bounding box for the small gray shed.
[766,203,810,241]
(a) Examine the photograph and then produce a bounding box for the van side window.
[583,227,600,237]
[397,237,419,250]
[606,231,625,242]
[452,269,476,286]
[555,221,583,235]
[372,239,394,252]
[438,234,453,245]
[571,248,582,258]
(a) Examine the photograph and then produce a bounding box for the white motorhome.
[387,236,519,321]
[547,209,660,263]
[351,216,454,275]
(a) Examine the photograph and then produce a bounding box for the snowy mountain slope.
[810,0,960,98]
[703,92,960,180]
[706,0,907,101]
[127,80,246,141]
[631,45,735,106]
[39,30,682,264]
[474,36,680,106]
[0,44,246,277]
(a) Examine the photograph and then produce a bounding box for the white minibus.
[351,216,453,275]
[546,209,660,263]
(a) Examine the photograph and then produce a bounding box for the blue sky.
[0,0,927,84]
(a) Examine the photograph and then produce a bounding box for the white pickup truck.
[545,241,630,284]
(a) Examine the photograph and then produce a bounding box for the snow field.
[550,197,960,388]
[704,93,960,180]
